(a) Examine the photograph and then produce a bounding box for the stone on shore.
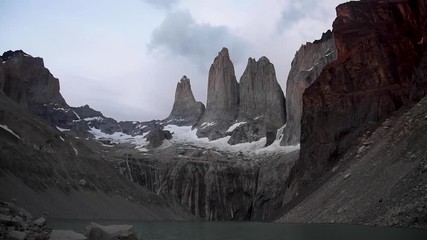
[85,222,137,240]
[50,230,87,240]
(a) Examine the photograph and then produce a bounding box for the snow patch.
[88,127,147,145]
[60,136,65,142]
[306,66,314,71]
[84,117,103,122]
[159,125,299,157]
[201,122,216,128]
[72,110,81,120]
[226,122,247,133]
[83,124,299,157]
[56,126,70,132]
[71,144,78,155]
[0,124,21,140]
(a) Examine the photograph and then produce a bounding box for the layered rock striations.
[197,48,239,140]
[228,57,286,145]
[287,0,427,202]
[165,76,205,126]
[121,147,299,221]
[281,30,337,146]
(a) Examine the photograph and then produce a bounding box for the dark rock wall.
[121,149,299,221]
[281,31,337,146]
[288,0,427,200]
[0,62,5,93]
[1,50,66,107]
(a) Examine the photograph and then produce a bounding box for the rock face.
[197,48,239,140]
[165,76,205,126]
[281,30,337,146]
[1,50,66,108]
[72,105,122,134]
[228,57,286,145]
[287,0,427,202]
[0,62,5,93]
[281,95,427,229]
[238,57,285,127]
[145,128,172,148]
[0,50,134,139]
[120,147,299,221]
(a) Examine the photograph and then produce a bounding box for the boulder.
[145,128,172,148]
[8,230,26,240]
[33,217,46,227]
[50,230,87,240]
[197,48,239,140]
[85,222,137,240]
[227,121,263,145]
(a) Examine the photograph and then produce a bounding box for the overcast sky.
[0,0,348,121]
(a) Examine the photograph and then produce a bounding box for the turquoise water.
[47,219,427,240]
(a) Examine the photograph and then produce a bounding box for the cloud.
[277,0,345,33]
[147,10,248,71]
[143,0,179,10]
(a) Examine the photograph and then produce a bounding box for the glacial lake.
[47,219,427,240]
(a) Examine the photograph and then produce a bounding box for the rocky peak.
[281,31,337,146]
[197,47,240,140]
[165,75,205,126]
[228,56,285,145]
[238,56,285,127]
[1,50,66,107]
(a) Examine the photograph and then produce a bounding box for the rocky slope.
[228,57,286,145]
[197,48,240,140]
[280,30,337,146]
[281,96,427,229]
[165,76,205,126]
[0,56,193,220]
[282,0,427,225]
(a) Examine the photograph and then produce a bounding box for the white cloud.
[147,10,249,71]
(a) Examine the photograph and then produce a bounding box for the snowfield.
[0,124,21,140]
[88,124,300,157]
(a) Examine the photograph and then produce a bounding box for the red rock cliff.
[294,0,427,189]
